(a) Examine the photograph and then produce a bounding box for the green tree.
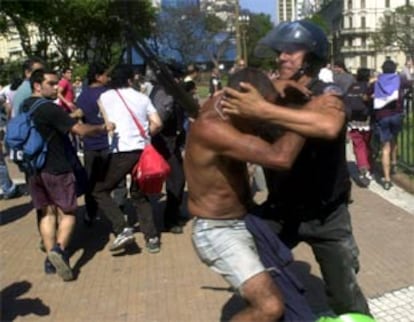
[373,5,414,60]
[203,13,230,68]
[152,6,213,65]
[0,0,49,58]
[245,13,274,69]
[0,0,156,66]
[308,14,329,34]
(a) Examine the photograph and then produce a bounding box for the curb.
[392,172,414,195]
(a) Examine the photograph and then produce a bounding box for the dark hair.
[10,77,23,90]
[228,67,277,102]
[382,60,397,73]
[334,61,345,69]
[109,64,134,89]
[30,68,57,91]
[184,80,196,92]
[356,68,371,82]
[22,56,45,75]
[62,67,72,74]
[228,68,282,139]
[86,62,108,85]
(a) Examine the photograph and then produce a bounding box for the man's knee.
[241,272,284,320]
[259,296,285,320]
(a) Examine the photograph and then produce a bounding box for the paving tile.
[1,159,414,321]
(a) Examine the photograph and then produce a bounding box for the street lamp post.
[239,15,250,66]
[235,0,242,63]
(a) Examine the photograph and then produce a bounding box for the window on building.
[361,36,366,47]
[348,0,352,9]
[385,0,390,8]
[349,17,353,28]
[361,0,365,8]
[361,16,366,28]
[360,56,367,67]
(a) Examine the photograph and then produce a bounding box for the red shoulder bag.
[116,90,170,194]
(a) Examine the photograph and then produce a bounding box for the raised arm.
[222,82,345,139]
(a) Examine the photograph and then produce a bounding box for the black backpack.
[344,82,370,121]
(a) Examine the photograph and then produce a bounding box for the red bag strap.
[115,89,148,140]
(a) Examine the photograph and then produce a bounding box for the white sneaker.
[110,227,135,251]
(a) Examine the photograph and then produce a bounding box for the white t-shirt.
[318,67,334,83]
[99,87,157,153]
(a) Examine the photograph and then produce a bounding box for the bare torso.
[184,98,252,219]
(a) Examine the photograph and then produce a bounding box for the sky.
[239,0,276,23]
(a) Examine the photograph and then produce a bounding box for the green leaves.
[373,4,414,59]
[0,0,156,66]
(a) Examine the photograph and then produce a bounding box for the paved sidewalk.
[1,161,414,322]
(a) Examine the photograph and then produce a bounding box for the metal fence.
[398,89,414,174]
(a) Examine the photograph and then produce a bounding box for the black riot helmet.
[255,20,329,78]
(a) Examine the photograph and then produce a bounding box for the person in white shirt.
[96,64,163,253]
[318,63,333,83]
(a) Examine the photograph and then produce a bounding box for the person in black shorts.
[23,68,114,281]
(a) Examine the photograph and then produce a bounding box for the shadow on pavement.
[68,206,111,279]
[218,260,329,321]
[0,280,50,321]
[220,295,247,322]
[0,202,33,226]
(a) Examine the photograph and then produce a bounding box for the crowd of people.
[1,18,412,321]
[318,57,412,190]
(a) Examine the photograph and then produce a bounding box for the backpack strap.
[28,98,55,143]
[27,98,49,116]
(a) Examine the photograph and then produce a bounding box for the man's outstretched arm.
[195,118,305,170]
[221,82,345,139]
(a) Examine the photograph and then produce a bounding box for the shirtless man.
[184,67,339,322]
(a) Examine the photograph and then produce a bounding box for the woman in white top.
[94,64,162,253]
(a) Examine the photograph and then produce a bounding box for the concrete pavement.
[1,159,414,322]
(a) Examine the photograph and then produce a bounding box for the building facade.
[340,0,412,74]
[277,0,323,23]
[277,0,413,74]
[0,21,56,63]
